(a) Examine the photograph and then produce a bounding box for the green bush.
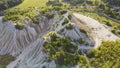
[62,18,69,25]
[111,29,116,34]
[80,29,87,34]
[45,12,54,19]
[53,6,62,11]
[2,16,8,22]
[43,35,89,66]
[77,38,85,44]
[87,41,120,68]
[3,8,39,25]
[106,22,112,27]
[31,17,39,24]
[66,23,73,30]
[15,22,25,30]
[59,9,67,14]
[39,9,48,14]
[68,14,72,20]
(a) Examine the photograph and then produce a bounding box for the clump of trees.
[43,32,89,67]
[0,0,23,10]
[103,0,120,6]
[87,40,120,68]
[45,12,54,19]
[46,0,63,6]
[62,0,85,5]
[111,25,120,36]
[2,8,39,30]
[97,2,120,21]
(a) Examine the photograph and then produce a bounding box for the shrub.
[60,9,67,14]
[43,36,88,65]
[106,22,112,27]
[111,29,116,34]
[66,23,73,30]
[39,9,47,14]
[49,32,57,41]
[15,22,25,30]
[2,16,8,22]
[88,41,120,68]
[77,38,85,44]
[31,17,39,24]
[68,14,72,20]
[62,18,69,25]
[45,12,54,19]
[80,29,87,34]
[53,6,61,11]
[117,31,120,35]
[85,43,89,46]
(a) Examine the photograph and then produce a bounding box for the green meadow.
[15,0,48,8]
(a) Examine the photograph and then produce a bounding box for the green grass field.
[15,0,48,8]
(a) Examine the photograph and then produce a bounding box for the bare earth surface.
[72,13,119,48]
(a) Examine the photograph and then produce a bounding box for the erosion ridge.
[0,0,120,68]
[0,10,119,68]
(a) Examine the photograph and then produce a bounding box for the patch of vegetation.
[0,0,23,10]
[106,21,112,27]
[15,22,25,30]
[77,38,85,44]
[15,0,48,8]
[46,0,63,6]
[111,25,120,36]
[2,8,38,29]
[53,6,62,11]
[0,55,15,68]
[80,28,87,35]
[62,0,86,6]
[103,0,120,6]
[45,12,54,19]
[87,40,120,68]
[98,5,120,21]
[68,14,72,20]
[59,9,67,14]
[62,18,69,25]
[43,32,90,67]
[66,23,73,30]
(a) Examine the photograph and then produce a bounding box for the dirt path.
[72,13,119,48]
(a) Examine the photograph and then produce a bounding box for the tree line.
[0,0,23,10]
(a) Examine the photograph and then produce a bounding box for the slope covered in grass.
[15,0,48,8]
